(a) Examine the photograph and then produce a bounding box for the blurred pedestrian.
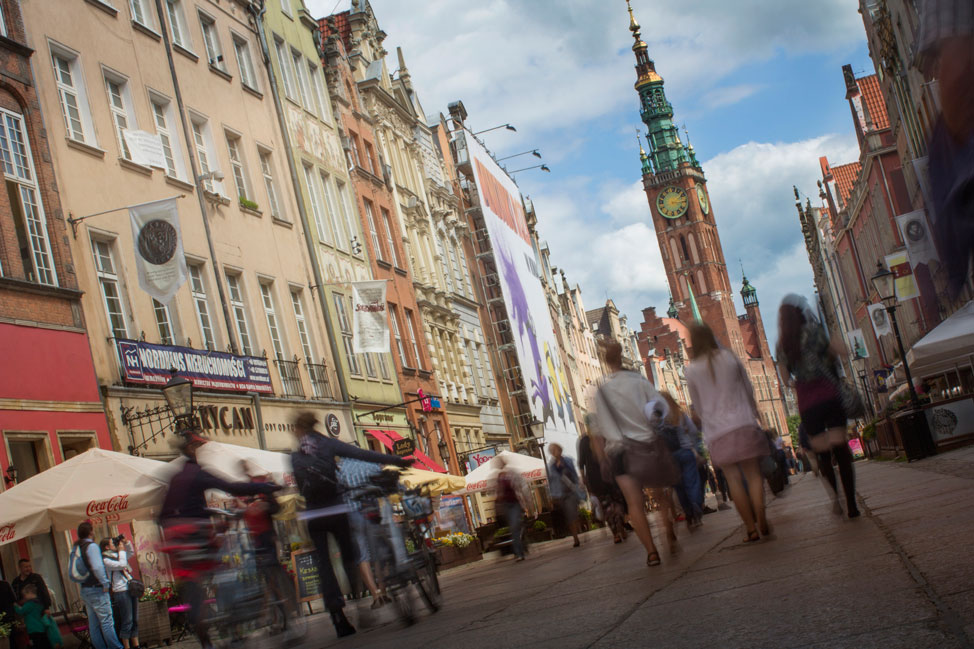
[337,456,390,609]
[494,455,533,561]
[595,340,680,567]
[547,443,582,547]
[13,584,54,649]
[577,421,627,543]
[655,392,705,531]
[686,323,771,543]
[11,559,52,616]
[99,537,139,649]
[777,296,860,519]
[290,411,410,638]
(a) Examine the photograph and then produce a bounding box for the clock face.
[656,186,688,219]
[696,184,710,215]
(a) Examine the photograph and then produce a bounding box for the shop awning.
[366,429,447,473]
[0,449,172,546]
[906,300,974,378]
[464,451,547,494]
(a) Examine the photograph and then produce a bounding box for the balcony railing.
[306,360,336,401]
[275,356,305,398]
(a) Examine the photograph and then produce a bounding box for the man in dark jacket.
[11,559,52,614]
[290,411,409,639]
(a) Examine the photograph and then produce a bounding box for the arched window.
[669,238,680,267]
[688,233,700,264]
[679,275,689,300]
[696,269,707,294]
[680,235,690,261]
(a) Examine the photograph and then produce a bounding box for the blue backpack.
[68,540,97,586]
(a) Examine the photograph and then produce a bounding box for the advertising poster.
[848,438,865,459]
[464,133,579,457]
[895,210,938,267]
[846,329,868,359]
[884,251,919,301]
[466,447,496,473]
[129,197,187,304]
[116,338,272,393]
[868,303,892,338]
[351,280,389,353]
[925,398,974,443]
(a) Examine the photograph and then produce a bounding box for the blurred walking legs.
[721,458,767,540]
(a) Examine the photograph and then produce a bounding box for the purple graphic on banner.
[117,339,273,393]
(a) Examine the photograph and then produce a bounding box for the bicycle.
[345,469,442,626]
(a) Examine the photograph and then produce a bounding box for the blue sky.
[308,0,874,348]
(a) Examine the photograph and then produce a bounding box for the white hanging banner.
[122,130,168,169]
[129,197,187,304]
[895,209,939,268]
[351,280,389,353]
[868,303,892,339]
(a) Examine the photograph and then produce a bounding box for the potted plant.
[0,612,12,649]
[138,583,177,645]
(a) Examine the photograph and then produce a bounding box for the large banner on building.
[351,280,389,353]
[463,133,578,456]
[129,197,187,304]
[116,339,272,393]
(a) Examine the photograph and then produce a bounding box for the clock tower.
[626,1,790,439]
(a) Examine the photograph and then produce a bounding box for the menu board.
[292,550,320,603]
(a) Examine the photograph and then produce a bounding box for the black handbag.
[127,578,145,600]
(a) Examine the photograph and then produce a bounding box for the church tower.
[625,1,747,358]
[626,1,790,438]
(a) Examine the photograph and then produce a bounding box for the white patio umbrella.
[0,448,172,546]
[463,451,547,494]
[180,441,296,488]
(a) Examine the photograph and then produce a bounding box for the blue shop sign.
[117,339,273,394]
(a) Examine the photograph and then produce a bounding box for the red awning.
[366,429,446,473]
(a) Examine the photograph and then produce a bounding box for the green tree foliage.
[787,415,801,448]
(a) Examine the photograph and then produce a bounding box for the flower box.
[436,541,482,570]
[136,599,172,647]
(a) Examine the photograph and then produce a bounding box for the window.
[309,66,331,122]
[348,134,361,167]
[363,352,377,378]
[274,38,296,100]
[390,306,408,367]
[129,0,152,27]
[232,34,258,90]
[104,73,135,160]
[280,0,291,15]
[199,12,225,70]
[0,2,6,38]
[292,51,312,109]
[50,49,92,143]
[225,133,251,200]
[260,282,286,359]
[363,200,383,261]
[363,141,377,175]
[381,208,400,267]
[377,352,390,380]
[1,109,58,286]
[166,0,190,49]
[405,309,423,370]
[91,239,128,339]
[320,172,347,251]
[259,149,282,219]
[303,164,332,244]
[190,116,222,194]
[150,95,184,179]
[333,294,360,375]
[290,289,314,361]
[189,264,215,349]
[225,273,253,355]
[437,234,453,292]
[450,240,464,295]
[335,182,356,252]
[153,299,175,345]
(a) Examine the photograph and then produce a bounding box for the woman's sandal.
[744,530,761,543]
[646,551,661,566]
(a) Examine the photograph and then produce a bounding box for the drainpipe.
[250,391,267,450]
[246,0,349,403]
[153,0,239,353]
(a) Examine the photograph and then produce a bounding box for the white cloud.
[701,84,764,110]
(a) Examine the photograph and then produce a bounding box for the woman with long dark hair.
[685,323,771,543]
[777,295,860,518]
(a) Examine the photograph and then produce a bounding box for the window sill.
[271,216,293,228]
[84,0,118,17]
[401,366,417,377]
[119,157,153,176]
[209,65,232,82]
[203,190,230,206]
[376,259,392,271]
[284,96,301,109]
[165,175,196,192]
[239,204,263,218]
[242,84,263,100]
[132,20,161,41]
[394,267,408,277]
[66,138,106,159]
[417,369,433,379]
[0,35,33,57]
[173,43,199,63]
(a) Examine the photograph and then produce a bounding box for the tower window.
[680,235,690,261]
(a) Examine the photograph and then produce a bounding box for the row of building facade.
[0,0,632,593]
[796,0,972,448]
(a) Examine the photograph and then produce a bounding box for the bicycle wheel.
[414,551,441,613]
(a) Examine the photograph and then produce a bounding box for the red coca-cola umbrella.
[0,448,172,546]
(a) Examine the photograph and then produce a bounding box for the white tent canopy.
[180,441,296,488]
[464,451,546,494]
[0,449,172,546]
[905,300,974,379]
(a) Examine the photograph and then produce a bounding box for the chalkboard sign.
[292,550,320,603]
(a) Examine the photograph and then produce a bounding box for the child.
[14,583,54,649]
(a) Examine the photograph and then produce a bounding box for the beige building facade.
[23,0,353,456]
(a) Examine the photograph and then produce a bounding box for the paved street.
[266,451,974,649]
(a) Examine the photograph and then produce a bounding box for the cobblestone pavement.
[169,448,974,649]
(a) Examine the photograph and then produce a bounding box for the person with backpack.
[70,521,124,649]
[289,411,410,639]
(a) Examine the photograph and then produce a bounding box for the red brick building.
[0,0,110,598]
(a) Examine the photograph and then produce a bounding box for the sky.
[306,0,873,349]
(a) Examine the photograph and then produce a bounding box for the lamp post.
[162,369,196,435]
[473,123,516,136]
[497,149,541,162]
[509,164,550,175]
[870,261,935,458]
[852,355,875,419]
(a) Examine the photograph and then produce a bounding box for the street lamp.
[510,164,550,174]
[852,355,875,419]
[162,369,195,433]
[473,123,516,135]
[870,260,935,457]
[497,149,542,162]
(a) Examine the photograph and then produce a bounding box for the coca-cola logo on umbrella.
[0,523,15,543]
[86,494,130,517]
[137,219,178,265]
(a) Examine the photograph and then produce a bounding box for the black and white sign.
[122,130,168,169]
[351,280,389,353]
[868,303,892,338]
[129,197,187,304]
